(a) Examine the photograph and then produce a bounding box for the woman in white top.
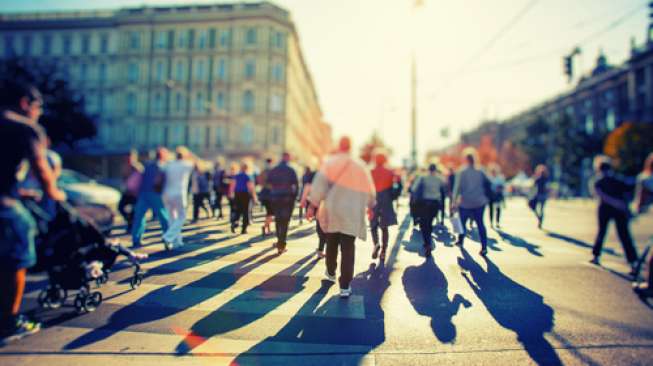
[487,164,506,228]
[162,146,195,249]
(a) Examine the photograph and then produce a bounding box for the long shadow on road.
[496,229,543,257]
[403,256,472,343]
[230,214,412,364]
[458,247,561,366]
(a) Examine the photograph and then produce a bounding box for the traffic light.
[563,56,573,82]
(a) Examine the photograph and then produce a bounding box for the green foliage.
[0,59,97,147]
[520,117,550,168]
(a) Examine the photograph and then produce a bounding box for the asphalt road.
[2,198,652,366]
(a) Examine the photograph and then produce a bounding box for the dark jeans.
[592,204,638,264]
[458,205,488,250]
[316,220,326,252]
[530,199,546,225]
[325,232,356,290]
[272,198,295,250]
[232,192,251,231]
[118,192,137,229]
[193,192,211,221]
[489,198,502,226]
[212,189,225,218]
[419,199,440,248]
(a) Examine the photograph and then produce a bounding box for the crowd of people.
[1,79,652,347]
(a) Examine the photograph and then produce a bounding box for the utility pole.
[411,53,417,169]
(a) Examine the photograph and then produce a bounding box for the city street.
[1,198,652,366]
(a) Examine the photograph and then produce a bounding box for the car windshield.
[58,169,93,185]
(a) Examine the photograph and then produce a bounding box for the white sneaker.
[339,287,352,298]
[316,250,325,259]
[324,270,336,282]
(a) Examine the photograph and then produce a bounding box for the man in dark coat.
[267,152,298,254]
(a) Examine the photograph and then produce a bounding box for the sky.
[1,0,650,164]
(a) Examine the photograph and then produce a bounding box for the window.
[99,63,107,82]
[100,34,109,53]
[272,63,284,82]
[273,31,284,49]
[197,30,207,49]
[61,64,70,79]
[187,29,195,49]
[271,125,281,145]
[241,122,254,144]
[80,63,88,81]
[606,109,616,131]
[217,58,227,81]
[81,34,90,54]
[175,60,185,81]
[127,93,137,114]
[171,124,185,145]
[128,62,139,83]
[154,93,163,112]
[219,29,231,47]
[270,94,283,113]
[244,60,255,80]
[175,92,183,112]
[245,27,257,45]
[585,115,594,135]
[216,91,225,110]
[62,35,72,55]
[22,35,32,56]
[242,90,254,113]
[129,31,140,50]
[156,31,167,49]
[196,60,206,80]
[156,60,164,82]
[190,126,202,147]
[177,30,187,49]
[195,92,205,112]
[4,36,14,57]
[42,35,52,55]
[209,28,216,48]
[215,125,225,148]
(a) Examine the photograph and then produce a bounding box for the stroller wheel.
[47,286,67,309]
[74,295,86,313]
[83,296,97,312]
[130,274,143,289]
[90,291,103,308]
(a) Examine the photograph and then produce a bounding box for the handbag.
[450,214,464,234]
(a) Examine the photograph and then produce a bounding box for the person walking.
[299,167,326,258]
[306,136,376,298]
[191,164,211,222]
[529,164,549,229]
[634,153,653,215]
[161,147,194,249]
[0,81,66,343]
[229,162,257,234]
[118,150,143,232]
[257,158,274,237]
[131,148,170,248]
[211,160,227,219]
[369,152,398,260]
[412,163,446,257]
[452,148,490,256]
[590,156,639,276]
[488,164,506,229]
[298,166,314,224]
[267,153,299,254]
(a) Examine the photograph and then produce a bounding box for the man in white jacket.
[306,136,376,298]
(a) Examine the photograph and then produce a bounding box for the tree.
[359,132,392,164]
[604,122,653,176]
[520,116,550,169]
[0,58,97,147]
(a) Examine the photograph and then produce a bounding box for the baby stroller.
[27,200,145,313]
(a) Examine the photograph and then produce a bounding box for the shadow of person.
[63,245,278,350]
[403,256,471,343]
[403,224,428,254]
[496,229,543,257]
[174,252,319,354]
[230,214,413,365]
[433,223,456,247]
[546,231,618,257]
[457,248,562,366]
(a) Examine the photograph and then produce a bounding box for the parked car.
[58,169,120,234]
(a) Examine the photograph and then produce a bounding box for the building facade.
[0,1,331,169]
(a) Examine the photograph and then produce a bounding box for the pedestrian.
[528,164,549,229]
[306,136,376,298]
[257,158,274,237]
[299,167,326,258]
[488,163,506,228]
[634,153,653,215]
[589,156,639,277]
[161,146,195,249]
[391,172,403,212]
[446,166,456,218]
[298,166,313,224]
[191,163,211,222]
[369,151,398,260]
[267,153,299,254]
[118,150,143,232]
[408,172,422,227]
[451,148,490,256]
[412,163,446,257]
[229,162,257,234]
[0,80,66,343]
[211,160,227,219]
[131,148,170,248]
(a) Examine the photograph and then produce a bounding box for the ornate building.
[0,1,331,171]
